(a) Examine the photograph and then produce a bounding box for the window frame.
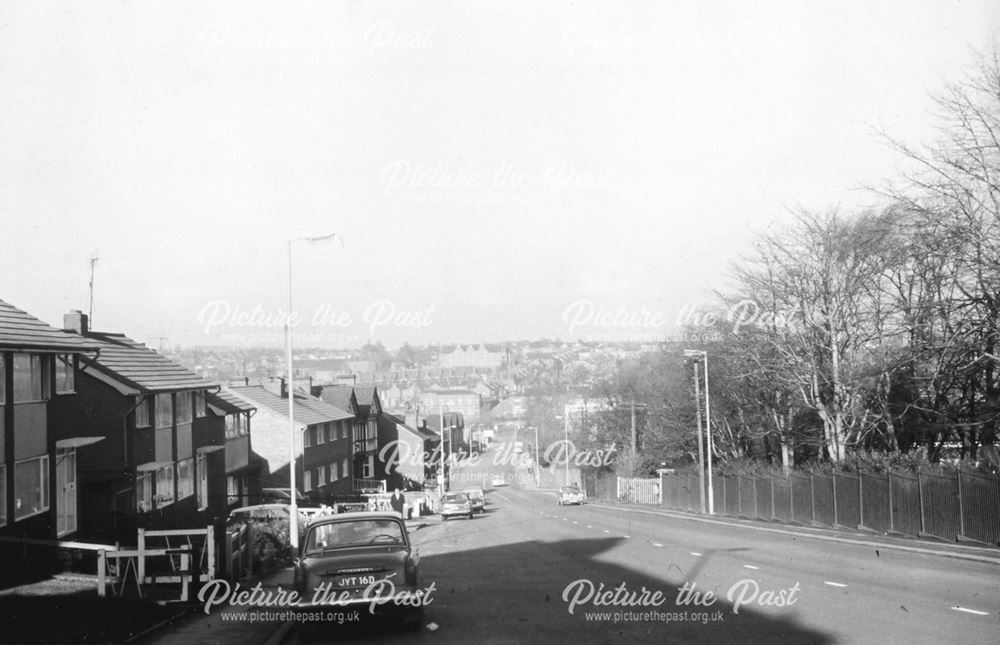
[54,354,75,394]
[194,391,207,418]
[155,463,175,508]
[155,393,173,429]
[196,453,208,510]
[176,458,194,500]
[303,469,312,492]
[13,455,50,521]
[135,396,151,428]
[317,464,326,488]
[136,471,153,513]
[12,353,46,403]
[176,392,193,425]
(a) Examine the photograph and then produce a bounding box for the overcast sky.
[2,1,997,350]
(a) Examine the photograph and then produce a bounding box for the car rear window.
[305,519,404,552]
[443,493,468,503]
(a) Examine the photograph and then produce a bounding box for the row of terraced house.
[0,300,442,576]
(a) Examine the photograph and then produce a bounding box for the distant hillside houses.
[437,344,505,369]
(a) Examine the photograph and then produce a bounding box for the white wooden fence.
[617,477,661,505]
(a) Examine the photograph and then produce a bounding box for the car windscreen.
[443,493,467,503]
[305,519,405,552]
[561,487,581,494]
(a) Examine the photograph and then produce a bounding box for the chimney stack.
[64,310,89,334]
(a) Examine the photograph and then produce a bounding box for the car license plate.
[339,575,376,587]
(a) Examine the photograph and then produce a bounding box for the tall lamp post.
[684,349,713,515]
[286,233,338,552]
[563,405,571,486]
[532,425,540,487]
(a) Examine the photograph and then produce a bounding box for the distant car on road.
[491,474,507,488]
[294,512,424,631]
[463,487,486,513]
[440,492,474,520]
[557,486,585,506]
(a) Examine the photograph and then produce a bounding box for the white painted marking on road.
[951,606,989,616]
[586,525,593,528]
[653,542,664,547]
[603,529,610,533]
[690,552,702,557]
[573,521,578,525]
[824,581,847,588]
[624,535,631,539]
[743,565,760,570]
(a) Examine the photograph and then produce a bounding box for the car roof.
[307,511,404,524]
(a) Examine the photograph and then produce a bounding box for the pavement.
[133,565,295,645]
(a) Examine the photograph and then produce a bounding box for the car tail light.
[405,557,418,586]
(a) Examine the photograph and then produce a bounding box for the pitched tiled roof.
[231,385,353,425]
[385,413,439,441]
[208,387,256,413]
[317,385,356,415]
[83,332,216,393]
[0,300,100,352]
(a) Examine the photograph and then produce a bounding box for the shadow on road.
[292,536,834,644]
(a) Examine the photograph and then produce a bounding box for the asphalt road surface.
[282,438,999,644]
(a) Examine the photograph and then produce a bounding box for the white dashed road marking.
[653,542,664,547]
[824,581,847,588]
[743,565,760,570]
[690,552,702,557]
[951,607,989,616]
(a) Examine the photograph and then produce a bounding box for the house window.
[13,353,45,402]
[135,396,150,428]
[155,394,173,429]
[315,424,325,445]
[0,354,5,404]
[0,464,6,527]
[194,392,207,418]
[325,423,333,443]
[303,469,312,492]
[197,453,208,510]
[55,354,75,394]
[155,464,175,507]
[330,461,338,481]
[137,472,153,512]
[317,465,326,488]
[241,413,250,436]
[225,413,241,439]
[342,458,349,481]
[338,422,346,440]
[227,475,239,506]
[303,427,311,448]
[362,456,374,479]
[177,458,194,500]
[14,455,49,520]
[177,393,193,424]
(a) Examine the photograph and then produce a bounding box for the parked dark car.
[293,512,425,631]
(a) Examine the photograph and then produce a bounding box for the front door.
[56,448,77,536]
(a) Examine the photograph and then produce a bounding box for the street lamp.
[684,349,714,515]
[531,425,540,487]
[286,233,338,552]
[563,405,571,486]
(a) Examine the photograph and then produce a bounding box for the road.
[278,433,999,644]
